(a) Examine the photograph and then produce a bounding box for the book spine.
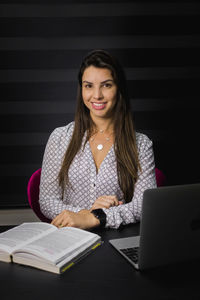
[60,242,101,274]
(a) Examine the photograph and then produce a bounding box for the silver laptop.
[109,183,200,270]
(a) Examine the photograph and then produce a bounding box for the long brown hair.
[58,49,141,202]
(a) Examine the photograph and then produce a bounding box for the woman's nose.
[93,87,103,100]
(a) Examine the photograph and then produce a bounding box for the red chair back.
[27,168,51,223]
[155,168,166,187]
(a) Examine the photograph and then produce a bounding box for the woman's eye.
[84,84,92,88]
[103,83,112,88]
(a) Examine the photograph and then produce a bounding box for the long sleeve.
[102,134,157,229]
[39,124,83,220]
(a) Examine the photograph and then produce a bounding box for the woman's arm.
[102,134,157,229]
[51,209,100,229]
[39,124,83,220]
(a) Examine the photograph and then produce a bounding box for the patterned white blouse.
[39,122,157,229]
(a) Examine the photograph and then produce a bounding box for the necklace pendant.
[97,144,103,151]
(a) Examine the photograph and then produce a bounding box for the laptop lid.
[138,183,200,269]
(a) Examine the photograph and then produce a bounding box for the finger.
[59,220,68,227]
[113,197,119,206]
[92,196,118,209]
[102,197,117,207]
[107,197,118,206]
[52,210,71,227]
[52,216,64,227]
[97,198,115,208]
[102,195,119,206]
[51,215,59,225]
[109,196,120,206]
[60,214,74,227]
[91,203,105,210]
[99,197,114,207]
[93,197,108,206]
[91,201,109,210]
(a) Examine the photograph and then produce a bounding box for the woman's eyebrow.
[82,80,92,84]
[82,79,114,84]
[101,79,114,84]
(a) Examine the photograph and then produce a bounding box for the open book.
[0,222,101,274]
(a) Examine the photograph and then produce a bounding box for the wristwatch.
[91,209,106,228]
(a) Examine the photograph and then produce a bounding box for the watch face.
[91,209,106,227]
[93,209,101,216]
[92,209,100,218]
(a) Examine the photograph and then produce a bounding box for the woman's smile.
[91,102,107,110]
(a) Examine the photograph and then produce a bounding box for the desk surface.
[0,224,200,300]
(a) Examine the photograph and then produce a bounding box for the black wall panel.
[0,1,200,207]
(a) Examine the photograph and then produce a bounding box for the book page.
[13,227,100,264]
[0,222,56,254]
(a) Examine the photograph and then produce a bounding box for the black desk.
[0,224,200,300]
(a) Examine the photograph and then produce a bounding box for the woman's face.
[82,66,117,121]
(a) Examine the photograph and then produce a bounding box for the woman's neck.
[91,117,114,134]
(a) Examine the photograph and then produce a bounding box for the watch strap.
[91,209,106,228]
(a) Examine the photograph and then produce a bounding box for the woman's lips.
[91,102,106,110]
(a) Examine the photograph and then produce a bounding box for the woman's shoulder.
[48,121,75,143]
[135,131,153,152]
[51,121,74,136]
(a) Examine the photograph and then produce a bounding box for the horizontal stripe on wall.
[1,141,199,208]
[0,133,50,146]
[1,48,200,69]
[1,3,200,18]
[0,82,77,101]
[0,114,74,133]
[1,36,200,50]
[0,110,198,133]
[0,194,30,207]
[0,16,200,37]
[1,67,200,82]
[0,101,76,114]
[1,176,32,193]
[1,0,199,4]
[127,80,200,98]
[1,164,41,176]
[0,142,166,166]
[1,79,200,101]
[1,136,199,162]
[0,146,44,164]
[1,140,199,198]
[0,98,199,115]
[1,137,199,168]
[0,128,175,148]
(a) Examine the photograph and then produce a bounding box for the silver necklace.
[90,130,112,151]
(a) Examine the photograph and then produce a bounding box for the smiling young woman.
[39,50,157,230]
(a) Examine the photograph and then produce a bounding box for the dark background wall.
[0,0,200,207]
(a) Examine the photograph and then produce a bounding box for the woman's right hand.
[90,195,123,211]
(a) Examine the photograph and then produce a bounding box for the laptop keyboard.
[120,247,139,264]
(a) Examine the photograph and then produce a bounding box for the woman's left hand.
[51,209,100,230]
[90,195,123,211]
